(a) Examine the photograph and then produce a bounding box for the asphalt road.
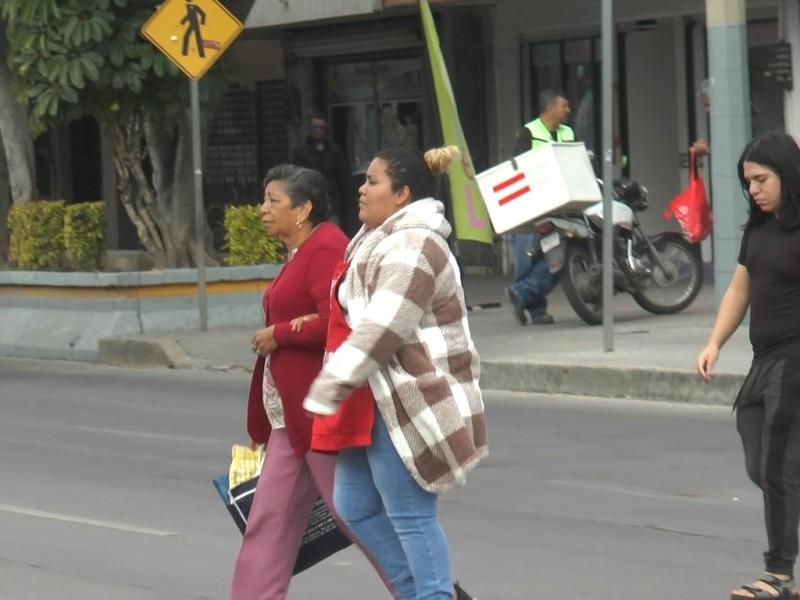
[0,357,763,600]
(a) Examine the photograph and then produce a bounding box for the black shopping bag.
[213,473,352,575]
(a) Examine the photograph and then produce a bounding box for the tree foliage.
[1,0,191,134]
[0,0,254,268]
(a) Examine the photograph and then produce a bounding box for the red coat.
[246,222,348,456]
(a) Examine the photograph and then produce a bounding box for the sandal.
[731,574,799,599]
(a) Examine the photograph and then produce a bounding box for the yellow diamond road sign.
[142,0,243,80]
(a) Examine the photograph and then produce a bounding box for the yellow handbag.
[228,443,265,490]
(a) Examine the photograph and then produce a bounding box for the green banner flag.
[419,0,493,244]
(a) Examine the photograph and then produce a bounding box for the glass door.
[326,56,425,176]
[527,38,601,161]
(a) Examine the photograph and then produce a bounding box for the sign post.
[142,0,243,331]
[601,0,614,351]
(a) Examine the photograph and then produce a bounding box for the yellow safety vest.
[524,118,575,150]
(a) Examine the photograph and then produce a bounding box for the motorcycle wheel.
[561,243,603,326]
[632,235,703,314]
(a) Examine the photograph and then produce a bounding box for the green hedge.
[8,200,66,270]
[64,201,105,271]
[224,205,284,266]
[7,199,105,271]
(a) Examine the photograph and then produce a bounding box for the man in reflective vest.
[506,90,573,326]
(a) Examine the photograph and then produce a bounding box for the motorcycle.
[527,178,703,326]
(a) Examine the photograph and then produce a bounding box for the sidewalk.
[97,274,753,406]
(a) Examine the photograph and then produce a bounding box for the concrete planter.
[0,265,281,362]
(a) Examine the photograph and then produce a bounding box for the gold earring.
[296,220,302,230]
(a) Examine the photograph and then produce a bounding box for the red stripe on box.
[492,172,525,193]
[498,186,531,206]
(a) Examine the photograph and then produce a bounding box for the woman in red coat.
[230,164,372,600]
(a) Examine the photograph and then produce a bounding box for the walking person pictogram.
[181,0,206,58]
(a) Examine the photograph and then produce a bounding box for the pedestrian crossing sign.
[141,0,243,80]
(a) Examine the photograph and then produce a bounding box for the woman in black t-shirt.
[697,132,800,600]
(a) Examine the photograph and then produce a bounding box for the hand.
[696,343,720,382]
[691,139,709,156]
[289,313,319,332]
[303,396,338,417]
[251,326,278,356]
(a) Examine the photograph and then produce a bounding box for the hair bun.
[424,145,460,175]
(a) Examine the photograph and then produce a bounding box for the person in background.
[303,145,487,600]
[229,164,389,600]
[289,112,353,230]
[696,132,800,600]
[506,89,574,326]
[691,78,712,157]
[691,77,759,158]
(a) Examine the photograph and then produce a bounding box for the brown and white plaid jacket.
[304,198,488,493]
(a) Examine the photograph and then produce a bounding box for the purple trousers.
[229,429,339,600]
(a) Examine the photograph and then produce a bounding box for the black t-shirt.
[738,217,800,356]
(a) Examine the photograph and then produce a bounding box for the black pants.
[736,352,800,576]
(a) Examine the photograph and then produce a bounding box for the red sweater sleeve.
[272,242,342,349]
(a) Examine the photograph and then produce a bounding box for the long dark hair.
[737,132,800,231]
[263,164,331,226]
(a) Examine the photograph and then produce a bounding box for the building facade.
[77,0,798,270]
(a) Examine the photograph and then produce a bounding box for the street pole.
[706,0,750,307]
[190,79,208,332]
[601,0,614,351]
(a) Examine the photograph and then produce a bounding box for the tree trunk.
[146,114,219,268]
[0,190,9,263]
[0,19,37,262]
[109,118,172,268]
[109,114,220,269]
[0,22,35,205]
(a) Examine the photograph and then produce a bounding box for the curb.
[97,337,188,368]
[97,337,744,406]
[97,337,253,372]
[480,361,744,406]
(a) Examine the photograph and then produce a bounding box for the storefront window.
[748,20,784,135]
[527,38,601,159]
[328,62,374,103]
[531,43,561,96]
[563,39,596,152]
[325,56,424,175]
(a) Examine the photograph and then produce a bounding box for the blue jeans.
[334,410,453,600]
[510,232,559,314]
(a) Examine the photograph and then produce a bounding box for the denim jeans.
[510,232,559,314]
[334,410,453,600]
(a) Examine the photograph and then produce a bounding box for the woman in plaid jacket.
[305,145,488,600]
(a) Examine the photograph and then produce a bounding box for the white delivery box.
[476,142,602,234]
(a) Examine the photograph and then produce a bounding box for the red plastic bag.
[663,149,712,243]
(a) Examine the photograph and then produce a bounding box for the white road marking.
[550,478,760,508]
[16,422,229,445]
[0,503,179,536]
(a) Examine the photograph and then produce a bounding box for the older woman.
[304,146,487,600]
[229,164,362,600]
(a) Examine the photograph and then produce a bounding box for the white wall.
[780,0,800,136]
[625,21,683,234]
[246,0,380,27]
